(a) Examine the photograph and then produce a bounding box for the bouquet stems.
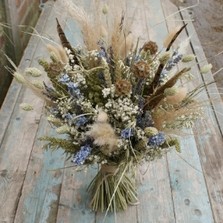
[88,164,139,212]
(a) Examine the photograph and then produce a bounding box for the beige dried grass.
[62,0,134,59]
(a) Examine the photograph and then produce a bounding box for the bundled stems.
[88,164,138,212]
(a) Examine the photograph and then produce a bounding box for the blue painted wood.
[160,2,215,222]
[1,0,222,222]
[137,160,175,223]
[147,0,168,48]
[13,115,66,223]
[56,166,97,223]
[23,150,65,223]
[167,133,214,223]
[179,7,223,223]
[0,3,66,222]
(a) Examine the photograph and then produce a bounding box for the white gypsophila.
[105,97,138,123]
[102,84,115,98]
[101,160,108,164]
[70,71,86,86]
[135,127,146,140]
[64,64,73,72]
[89,50,98,58]
[77,98,96,114]
[56,98,72,115]
[116,139,129,151]
[64,47,76,64]
[76,73,86,85]
[102,88,110,98]
[117,139,124,148]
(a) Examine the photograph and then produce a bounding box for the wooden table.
[1,0,223,222]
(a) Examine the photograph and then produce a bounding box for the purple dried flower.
[98,48,107,58]
[63,113,73,125]
[165,50,183,71]
[148,132,165,147]
[72,145,92,165]
[137,111,154,129]
[59,73,70,83]
[160,50,183,83]
[75,116,88,127]
[121,128,133,139]
[67,82,81,97]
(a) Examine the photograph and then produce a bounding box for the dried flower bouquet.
[11,0,212,213]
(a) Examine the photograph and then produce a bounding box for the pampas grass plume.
[47,44,68,64]
[120,33,134,58]
[97,110,108,122]
[57,45,69,64]
[87,111,117,154]
[166,87,187,104]
[100,25,108,38]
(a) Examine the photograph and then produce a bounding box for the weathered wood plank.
[11,2,72,222]
[179,7,223,223]
[161,1,215,222]
[137,160,175,223]
[1,0,221,222]
[167,134,214,223]
[0,2,57,222]
[56,166,97,223]
[180,9,223,136]
[0,2,51,147]
[14,116,66,223]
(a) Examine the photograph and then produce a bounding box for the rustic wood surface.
[0,0,222,222]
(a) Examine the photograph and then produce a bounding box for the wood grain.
[180,7,223,223]
[13,2,70,222]
[161,1,215,222]
[0,2,58,222]
[1,0,223,222]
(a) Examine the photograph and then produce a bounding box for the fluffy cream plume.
[153,101,200,131]
[63,0,101,50]
[25,67,42,77]
[119,33,134,59]
[166,87,187,104]
[47,44,68,64]
[86,110,117,154]
[62,0,133,58]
